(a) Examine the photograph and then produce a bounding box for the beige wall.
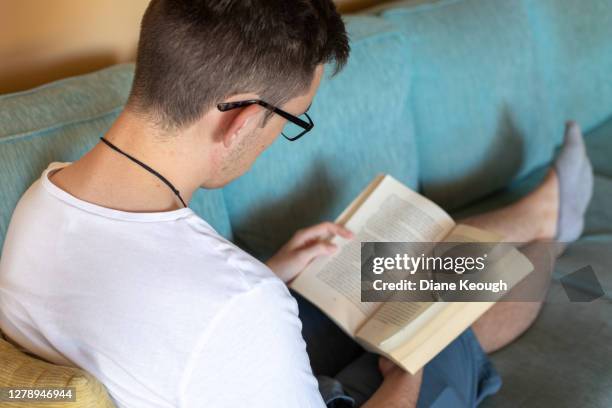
[0,0,392,95]
[0,0,149,94]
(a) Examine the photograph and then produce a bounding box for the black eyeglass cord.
[99,137,187,208]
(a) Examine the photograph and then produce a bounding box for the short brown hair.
[127,0,350,130]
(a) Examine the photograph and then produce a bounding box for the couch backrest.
[222,0,612,256]
[375,0,612,209]
[2,0,612,257]
[0,65,233,251]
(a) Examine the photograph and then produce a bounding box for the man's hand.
[362,357,423,408]
[266,222,354,283]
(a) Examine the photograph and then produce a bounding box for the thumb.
[378,357,396,376]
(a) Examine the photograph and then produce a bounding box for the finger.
[335,224,355,239]
[296,241,337,264]
[378,356,396,375]
[293,222,354,246]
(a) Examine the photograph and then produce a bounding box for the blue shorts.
[295,292,502,408]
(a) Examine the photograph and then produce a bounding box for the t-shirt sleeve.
[179,279,326,408]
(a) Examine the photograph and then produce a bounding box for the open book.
[290,174,533,374]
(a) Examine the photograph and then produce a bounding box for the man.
[0,0,593,407]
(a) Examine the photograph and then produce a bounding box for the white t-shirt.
[0,162,325,408]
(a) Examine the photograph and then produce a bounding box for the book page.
[355,301,444,348]
[385,302,493,374]
[290,174,456,336]
[357,224,533,373]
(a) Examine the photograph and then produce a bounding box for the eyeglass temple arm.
[218,100,313,130]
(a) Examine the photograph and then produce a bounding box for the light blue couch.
[1,0,611,406]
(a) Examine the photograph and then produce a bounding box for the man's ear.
[221,104,262,148]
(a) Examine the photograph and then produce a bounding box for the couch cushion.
[0,337,115,407]
[373,0,612,210]
[483,282,612,408]
[223,15,419,259]
[0,65,232,251]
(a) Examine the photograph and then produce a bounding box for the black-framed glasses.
[217,99,314,141]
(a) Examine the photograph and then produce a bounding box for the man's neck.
[49,111,209,213]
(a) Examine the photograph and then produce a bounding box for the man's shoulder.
[182,216,276,287]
